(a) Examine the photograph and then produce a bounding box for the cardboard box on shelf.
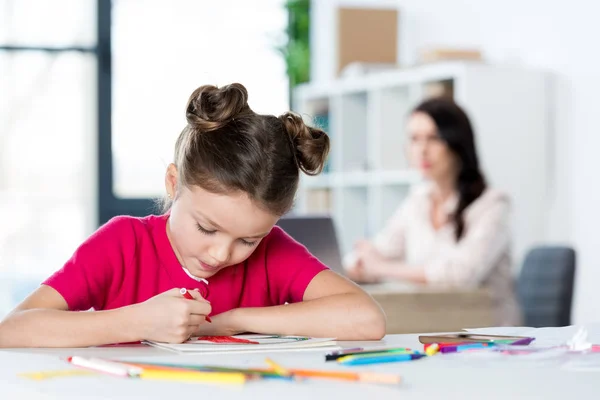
[337,7,399,75]
[418,48,483,64]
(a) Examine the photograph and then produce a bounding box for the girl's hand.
[191,309,243,337]
[131,288,212,343]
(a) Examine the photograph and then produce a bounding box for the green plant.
[279,0,311,93]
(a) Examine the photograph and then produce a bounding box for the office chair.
[516,246,576,327]
[276,215,344,274]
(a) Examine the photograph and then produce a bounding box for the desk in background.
[362,282,495,334]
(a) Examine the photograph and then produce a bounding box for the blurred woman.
[345,97,520,326]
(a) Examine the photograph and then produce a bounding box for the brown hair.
[166,83,330,215]
[413,98,486,240]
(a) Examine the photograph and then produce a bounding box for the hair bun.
[279,112,330,176]
[186,83,250,131]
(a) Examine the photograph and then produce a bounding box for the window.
[0,0,96,315]
[111,0,289,199]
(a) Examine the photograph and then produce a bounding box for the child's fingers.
[166,288,185,296]
[185,288,210,303]
[186,299,212,316]
[188,314,207,325]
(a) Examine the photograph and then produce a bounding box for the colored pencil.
[326,347,416,361]
[139,368,247,384]
[337,353,425,366]
[122,361,402,384]
[264,358,292,377]
[66,356,142,377]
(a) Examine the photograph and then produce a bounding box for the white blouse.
[345,182,522,326]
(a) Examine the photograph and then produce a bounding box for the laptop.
[276,215,345,274]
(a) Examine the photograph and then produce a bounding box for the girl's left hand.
[191,309,242,337]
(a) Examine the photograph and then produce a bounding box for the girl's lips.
[199,260,220,272]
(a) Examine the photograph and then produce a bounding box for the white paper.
[144,334,339,354]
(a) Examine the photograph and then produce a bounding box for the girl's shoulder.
[87,214,164,246]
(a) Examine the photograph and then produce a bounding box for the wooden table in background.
[362,282,495,334]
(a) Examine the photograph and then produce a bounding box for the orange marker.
[180,288,212,323]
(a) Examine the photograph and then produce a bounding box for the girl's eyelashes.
[196,223,216,235]
[196,223,258,247]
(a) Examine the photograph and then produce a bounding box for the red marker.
[180,288,212,323]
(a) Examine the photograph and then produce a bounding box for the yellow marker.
[139,369,247,385]
[426,343,440,356]
[19,369,96,381]
[264,358,292,377]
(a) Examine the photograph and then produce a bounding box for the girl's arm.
[0,285,211,348]
[201,271,387,340]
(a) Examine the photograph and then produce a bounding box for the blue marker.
[338,353,426,366]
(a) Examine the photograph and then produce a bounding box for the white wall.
[312,0,600,324]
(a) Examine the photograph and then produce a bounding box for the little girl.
[0,83,386,347]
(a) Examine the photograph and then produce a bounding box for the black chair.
[516,246,576,327]
[276,215,344,274]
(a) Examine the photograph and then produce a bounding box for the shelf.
[300,170,420,189]
[334,187,369,254]
[303,188,332,215]
[294,61,550,262]
[339,92,369,171]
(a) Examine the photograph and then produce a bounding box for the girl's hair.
[413,97,487,240]
[167,83,330,216]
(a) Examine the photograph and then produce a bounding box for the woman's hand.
[131,288,212,343]
[354,241,394,279]
[345,262,381,283]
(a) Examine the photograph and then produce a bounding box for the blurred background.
[1,0,598,330]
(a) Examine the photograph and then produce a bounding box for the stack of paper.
[144,334,339,354]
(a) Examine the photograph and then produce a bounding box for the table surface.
[2,329,599,400]
[360,281,491,294]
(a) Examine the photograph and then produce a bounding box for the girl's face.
[165,168,279,279]
[407,111,459,182]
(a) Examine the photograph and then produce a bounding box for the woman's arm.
[344,200,410,272]
[197,271,386,340]
[0,286,211,348]
[353,243,427,284]
[357,195,510,287]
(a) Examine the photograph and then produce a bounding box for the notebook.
[144,334,339,354]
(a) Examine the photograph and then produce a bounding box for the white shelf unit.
[293,61,550,265]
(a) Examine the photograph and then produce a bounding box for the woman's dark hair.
[169,83,330,215]
[413,97,486,240]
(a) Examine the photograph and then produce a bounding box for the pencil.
[264,358,292,377]
[287,368,401,384]
[338,353,425,366]
[66,356,142,377]
[139,369,247,385]
[123,361,402,384]
[326,349,415,361]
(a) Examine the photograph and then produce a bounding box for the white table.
[2,332,599,399]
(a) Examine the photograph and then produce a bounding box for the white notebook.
[144,334,338,354]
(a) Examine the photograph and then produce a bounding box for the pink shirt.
[44,214,328,315]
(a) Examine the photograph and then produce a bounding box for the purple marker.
[440,343,490,353]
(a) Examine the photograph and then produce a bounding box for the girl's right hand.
[131,288,212,343]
